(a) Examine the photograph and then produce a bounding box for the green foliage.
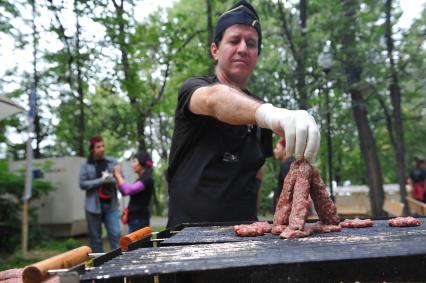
[259,158,279,215]
[36,237,81,252]
[0,0,20,33]
[0,238,81,270]
[0,254,36,270]
[0,160,53,253]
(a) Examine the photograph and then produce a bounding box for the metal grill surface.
[163,218,426,244]
[80,218,426,281]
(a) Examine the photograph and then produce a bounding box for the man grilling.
[166,0,320,228]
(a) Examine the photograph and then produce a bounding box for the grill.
[74,218,426,283]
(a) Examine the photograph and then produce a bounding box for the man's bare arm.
[189,84,262,125]
[189,82,321,162]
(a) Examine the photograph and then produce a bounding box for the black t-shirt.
[128,171,154,218]
[167,76,272,228]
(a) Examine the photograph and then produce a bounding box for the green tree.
[0,161,53,252]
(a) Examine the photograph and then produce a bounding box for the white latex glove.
[255,103,320,162]
[101,170,114,183]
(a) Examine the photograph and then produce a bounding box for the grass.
[0,237,82,271]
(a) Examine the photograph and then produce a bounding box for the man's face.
[93,141,105,159]
[211,24,259,86]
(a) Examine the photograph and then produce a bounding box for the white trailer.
[9,157,130,236]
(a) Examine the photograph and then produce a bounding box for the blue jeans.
[128,216,150,233]
[86,202,121,253]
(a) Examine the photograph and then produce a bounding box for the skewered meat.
[340,218,374,228]
[388,216,421,227]
[273,162,299,226]
[271,224,286,235]
[273,160,340,238]
[237,160,340,238]
[280,221,341,239]
[310,169,340,225]
[288,161,312,231]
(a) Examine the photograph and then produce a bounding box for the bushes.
[0,160,53,253]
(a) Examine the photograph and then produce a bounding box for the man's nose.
[237,40,248,53]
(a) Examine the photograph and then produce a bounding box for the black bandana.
[214,0,262,54]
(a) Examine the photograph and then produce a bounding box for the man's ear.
[210,42,219,62]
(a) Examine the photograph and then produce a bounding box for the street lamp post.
[318,41,335,202]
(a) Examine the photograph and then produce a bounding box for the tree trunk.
[277,0,309,109]
[31,0,42,158]
[137,117,146,152]
[75,0,85,157]
[113,0,146,151]
[48,0,84,155]
[158,113,169,161]
[340,0,385,217]
[385,0,409,215]
[297,0,308,110]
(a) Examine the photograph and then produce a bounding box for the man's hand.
[101,170,114,183]
[255,103,320,162]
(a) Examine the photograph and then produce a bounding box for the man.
[272,138,295,211]
[79,136,120,252]
[408,158,426,202]
[166,0,320,228]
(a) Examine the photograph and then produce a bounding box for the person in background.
[79,136,120,253]
[408,158,426,202]
[113,151,154,233]
[272,138,295,211]
[166,0,320,228]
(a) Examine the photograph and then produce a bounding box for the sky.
[0,0,425,153]
[399,0,425,28]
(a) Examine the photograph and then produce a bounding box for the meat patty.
[340,218,374,228]
[309,221,342,233]
[234,222,272,236]
[388,216,421,227]
[280,227,312,239]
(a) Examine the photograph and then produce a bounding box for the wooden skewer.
[119,226,153,251]
[22,246,92,283]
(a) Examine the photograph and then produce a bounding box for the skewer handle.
[119,226,153,251]
[22,246,92,283]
